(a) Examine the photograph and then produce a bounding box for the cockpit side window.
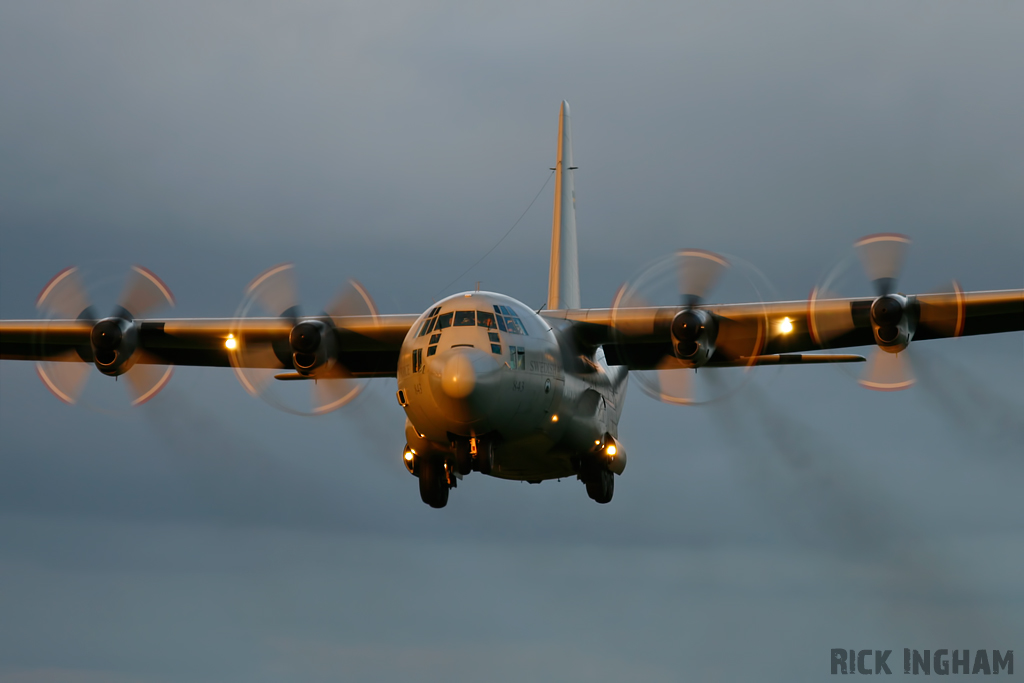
[454,310,476,327]
[435,312,453,330]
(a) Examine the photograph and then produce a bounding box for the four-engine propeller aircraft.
[2,102,1022,508]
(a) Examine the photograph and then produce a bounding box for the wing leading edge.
[0,314,420,377]
[543,288,1023,370]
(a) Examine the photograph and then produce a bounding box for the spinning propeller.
[230,263,378,415]
[809,233,963,391]
[35,265,175,406]
[612,250,771,405]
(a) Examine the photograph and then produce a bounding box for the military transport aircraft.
[2,102,1022,508]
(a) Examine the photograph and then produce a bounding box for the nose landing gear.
[453,439,473,475]
[451,436,494,476]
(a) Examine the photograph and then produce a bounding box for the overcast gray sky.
[1,2,1022,681]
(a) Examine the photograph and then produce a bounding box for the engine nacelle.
[289,320,335,375]
[869,294,915,353]
[90,317,139,376]
[670,309,717,367]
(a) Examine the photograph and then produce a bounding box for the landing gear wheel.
[585,469,614,504]
[418,458,450,508]
[453,440,473,476]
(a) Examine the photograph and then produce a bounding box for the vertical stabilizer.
[547,101,581,311]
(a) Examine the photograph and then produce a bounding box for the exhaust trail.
[909,347,1024,458]
[335,379,406,468]
[704,373,1006,641]
[139,387,360,530]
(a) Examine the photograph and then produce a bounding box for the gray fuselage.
[396,291,628,481]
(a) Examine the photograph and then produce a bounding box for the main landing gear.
[578,439,623,504]
[417,456,449,509]
[406,438,495,509]
[579,459,614,504]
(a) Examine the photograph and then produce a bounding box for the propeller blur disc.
[117,266,176,319]
[854,233,911,297]
[36,350,91,404]
[36,267,94,320]
[230,264,375,416]
[611,250,774,406]
[809,234,966,393]
[809,235,911,349]
[34,264,175,409]
[859,348,915,391]
[677,249,730,307]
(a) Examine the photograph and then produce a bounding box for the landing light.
[225,334,238,350]
[404,451,414,462]
[779,317,793,334]
[606,445,617,456]
[551,414,558,422]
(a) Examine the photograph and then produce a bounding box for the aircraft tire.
[585,469,614,504]
[418,458,449,508]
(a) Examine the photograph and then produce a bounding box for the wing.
[543,289,1023,370]
[0,314,419,377]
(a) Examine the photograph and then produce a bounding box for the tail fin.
[546,101,581,311]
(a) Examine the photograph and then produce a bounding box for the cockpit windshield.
[416,304,527,339]
[492,304,528,335]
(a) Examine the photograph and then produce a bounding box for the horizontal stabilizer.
[711,353,866,367]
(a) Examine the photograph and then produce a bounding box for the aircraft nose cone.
[428,347,502,427]
[440,352,477,399]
